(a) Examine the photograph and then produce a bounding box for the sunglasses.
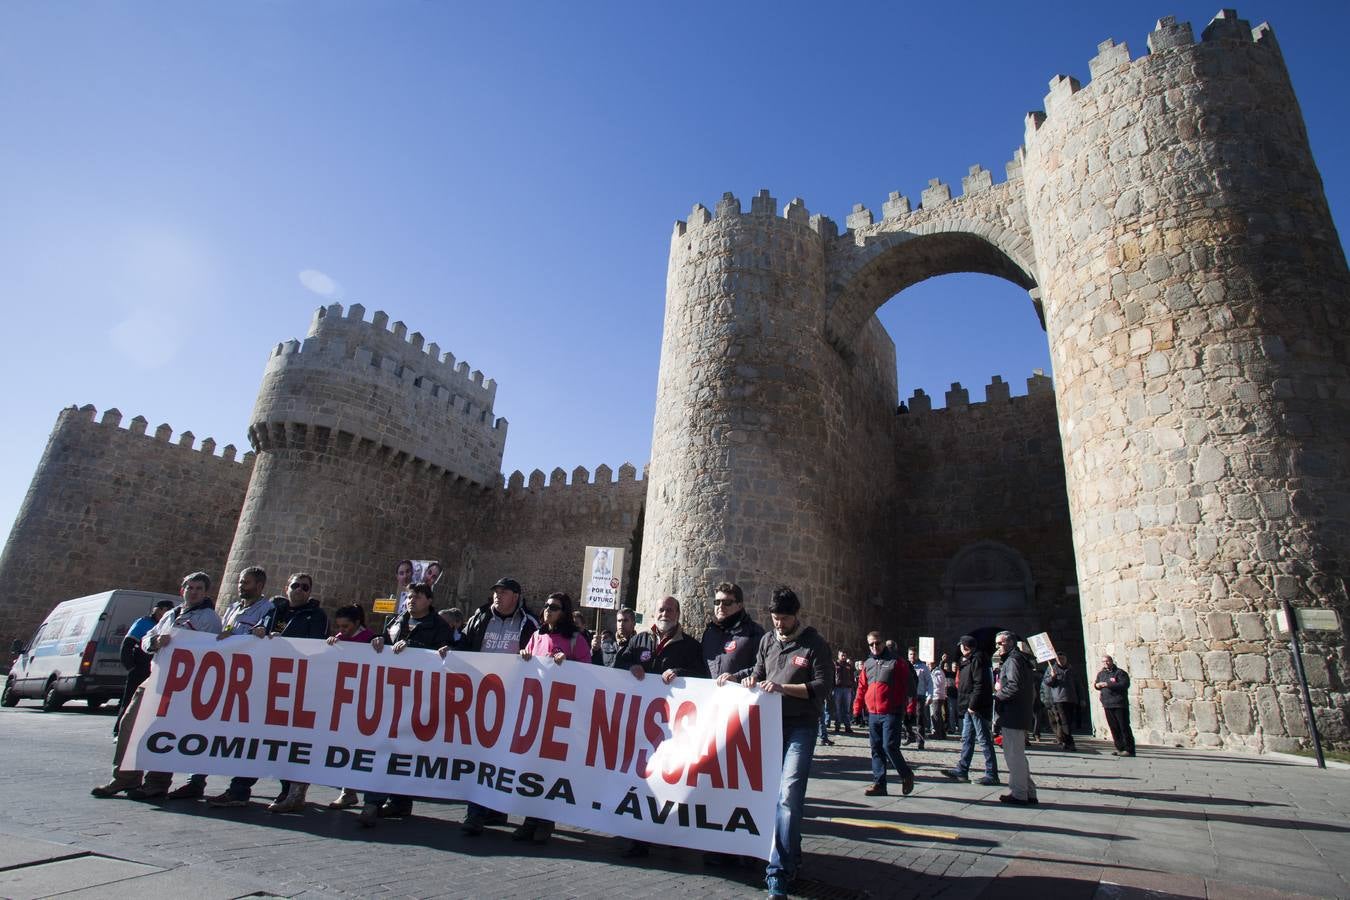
[290,583,311,591]
[543,604,563,612]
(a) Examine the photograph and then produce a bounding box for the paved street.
[1,704,1348,899]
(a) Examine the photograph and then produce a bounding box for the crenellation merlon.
[921,178,951,209]
[846,203,874,231]
[1043,75,1082,117]
[1089,39,1132,80]
[961,165,993,196]
[1201,9,1253,43]
[882,192,911,220]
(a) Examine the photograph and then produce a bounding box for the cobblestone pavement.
[1,706,1347,898]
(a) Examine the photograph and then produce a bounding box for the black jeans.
[1104,706,1135,754]
[1051,701,1076,748]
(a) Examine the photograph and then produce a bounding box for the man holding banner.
[460,577,539,835]
[721,587,833,900]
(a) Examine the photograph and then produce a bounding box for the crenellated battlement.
[60,403,254,465]
[272,303,497,414]
[503,461,647,493]
[840,155,1028,242]
[897,371,1055,422]
[1023,10,1279,145]
[672,189,837,241]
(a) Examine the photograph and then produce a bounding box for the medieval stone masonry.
[0,10,1344,753]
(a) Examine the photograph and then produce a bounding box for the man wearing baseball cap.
[460,577,539,835]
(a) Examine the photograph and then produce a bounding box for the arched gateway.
[637,12,1350,753]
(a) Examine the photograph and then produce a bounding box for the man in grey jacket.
[992,630,1038,805]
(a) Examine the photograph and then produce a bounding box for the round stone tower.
[222,303,507,609]
[1022,12,1350,749]
[637,191,900,633]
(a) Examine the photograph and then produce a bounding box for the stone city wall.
[0,405,253,649]
[888,373,1080,669]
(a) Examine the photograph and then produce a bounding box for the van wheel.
[86,697,105,711]
[1,680,17,707]
[42,684,64,712]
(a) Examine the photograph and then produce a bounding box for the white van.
[3,589,180,711]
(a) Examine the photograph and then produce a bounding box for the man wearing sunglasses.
[209,573,328,810]
[853,631,915,798]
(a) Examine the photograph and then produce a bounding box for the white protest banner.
[1027,632,1057,663]
[581,546,624,610]
[124,632,779,858]
[918,637,935,663]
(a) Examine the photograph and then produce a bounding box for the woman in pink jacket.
[515,591,591,842]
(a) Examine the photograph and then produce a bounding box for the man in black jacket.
[992,632,1038,804]
[1095,654,1136,756]
[1043,652,1078,751]
[459,577,539,835]
[941,635,1000,786]
[616,595,708,683]
[702,582,765,679]
[718,587,833,900]
[351,582,454,826]
[615,595,708,858]
[592,606,637,666]
[210,573,331,811]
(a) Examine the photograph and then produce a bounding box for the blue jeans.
[831,688,854,727]
[868,713,913,785]
[954,710,999,779]
[818,705,830,739]
[767,723,817,894]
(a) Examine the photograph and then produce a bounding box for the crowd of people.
[89,567,1136,900]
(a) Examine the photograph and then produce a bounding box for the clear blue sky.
[2,2,1347,548]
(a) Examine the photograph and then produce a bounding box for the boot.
[358,802,379,828]
[268,783,308,813]
[91,774,142,798]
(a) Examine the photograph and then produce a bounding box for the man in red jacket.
[853,631,914,797]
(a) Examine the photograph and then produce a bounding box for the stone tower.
[640,10,1349,751]
[221,303,508,607]
[1021,13,1349,749]
[639,191,903,640]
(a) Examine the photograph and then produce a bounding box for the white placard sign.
[581,546,625,610]
[124,632,781,858]
[1027,632,1058,663]
[918,636,935,663]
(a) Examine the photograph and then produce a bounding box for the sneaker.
[207,792,249,808]
[378,801,410,818]
[268,796,304,814]
[902,774,915,796]
[999,793,1031,805]
[940,769,968,782]
[917,740,925,750]
[511,822,537,841]
[165,782,205,800]
[820,738,834,746]
[461,812,485,836]
[977,775,1001,786]
[358,802,379,828]
[328,789,360,809]
[864,783,887,797]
